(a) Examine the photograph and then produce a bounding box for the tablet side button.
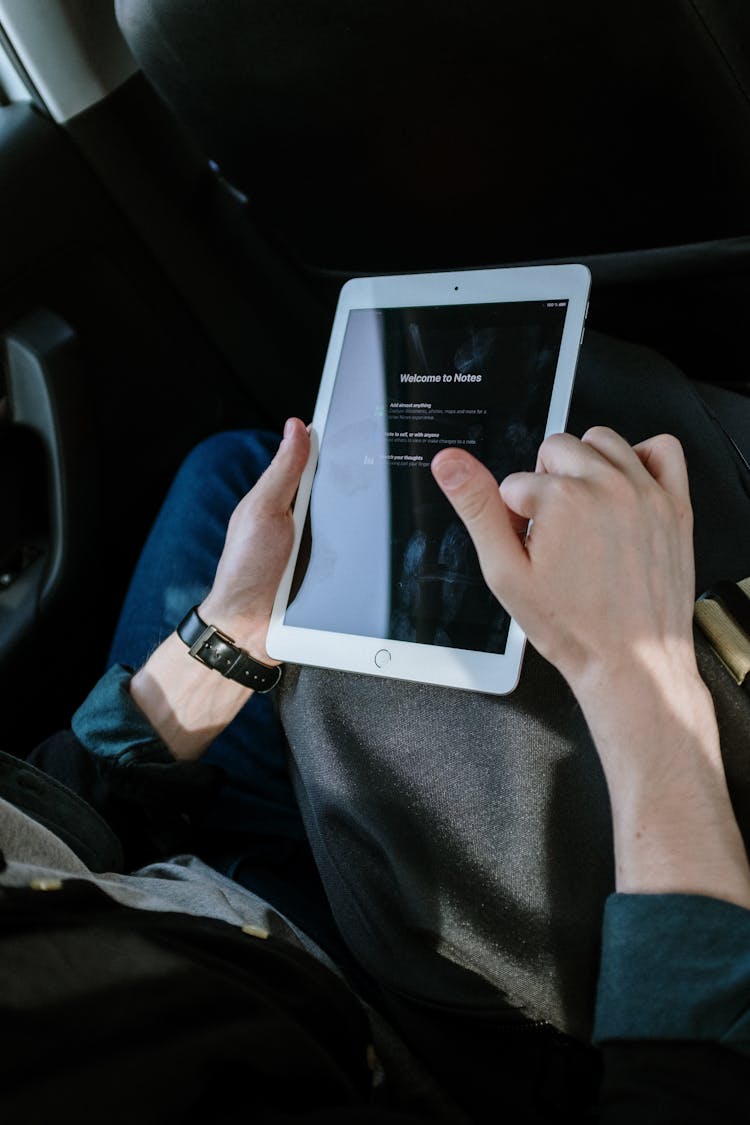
[374,649,391,668]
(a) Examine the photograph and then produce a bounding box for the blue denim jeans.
[107,430,345,955]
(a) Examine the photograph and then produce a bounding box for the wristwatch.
[176,606,282,692]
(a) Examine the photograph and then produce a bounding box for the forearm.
[575,660,750,909]
[128,419,308,762]
[129,631,253,761]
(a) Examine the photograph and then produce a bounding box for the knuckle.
[458,484,495,526]
[480,562,507,600]
[655,432,686,463]
[581,424,615,444]
[539,432,568,457]
[614,476,642,513]
[670,490,693,531]
[550,474,584,508]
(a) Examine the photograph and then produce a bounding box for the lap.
[278,330,750,1040]
[109,333,750,1038]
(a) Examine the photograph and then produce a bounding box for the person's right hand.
[433,427,750,907]
[431,426,697,697]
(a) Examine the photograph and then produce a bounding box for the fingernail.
[283,418,295,439]
[433,458,471,490]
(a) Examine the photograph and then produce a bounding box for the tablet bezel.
[267,264,591,694]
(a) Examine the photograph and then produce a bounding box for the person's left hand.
[198,417,310,663]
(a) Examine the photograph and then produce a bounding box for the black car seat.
[111,0,750,459]
[116,0,750,275]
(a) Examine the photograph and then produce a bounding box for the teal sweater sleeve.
[71,663,172,764]
[594,892,750,1056]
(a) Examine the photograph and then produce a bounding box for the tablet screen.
[285,299,568,654]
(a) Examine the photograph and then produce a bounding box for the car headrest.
[116,0,750,271]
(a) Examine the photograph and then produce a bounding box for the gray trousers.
[278,331,750,1041]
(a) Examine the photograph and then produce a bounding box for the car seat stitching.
[687,384,750,500]
[687,0,750,111]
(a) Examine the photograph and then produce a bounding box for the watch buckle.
[188,622,234,658]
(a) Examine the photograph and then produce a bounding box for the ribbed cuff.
[71,664,173,766]
[594,892,750,1056]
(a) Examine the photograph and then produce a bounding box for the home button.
[374,648,391,668]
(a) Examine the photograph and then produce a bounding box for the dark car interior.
[2,0,750,754]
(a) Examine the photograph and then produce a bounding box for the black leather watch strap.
[176,606,282,693]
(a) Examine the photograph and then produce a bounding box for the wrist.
[581,664,724,802]
[197,592,278,666]
[176,605,282,695]
[571,648,716,768]
[608,771,750,908]
[571,657,750,909]
[130,633,252,761]
[567,635,703,713]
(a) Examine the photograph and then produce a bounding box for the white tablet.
[267,264,590,694]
